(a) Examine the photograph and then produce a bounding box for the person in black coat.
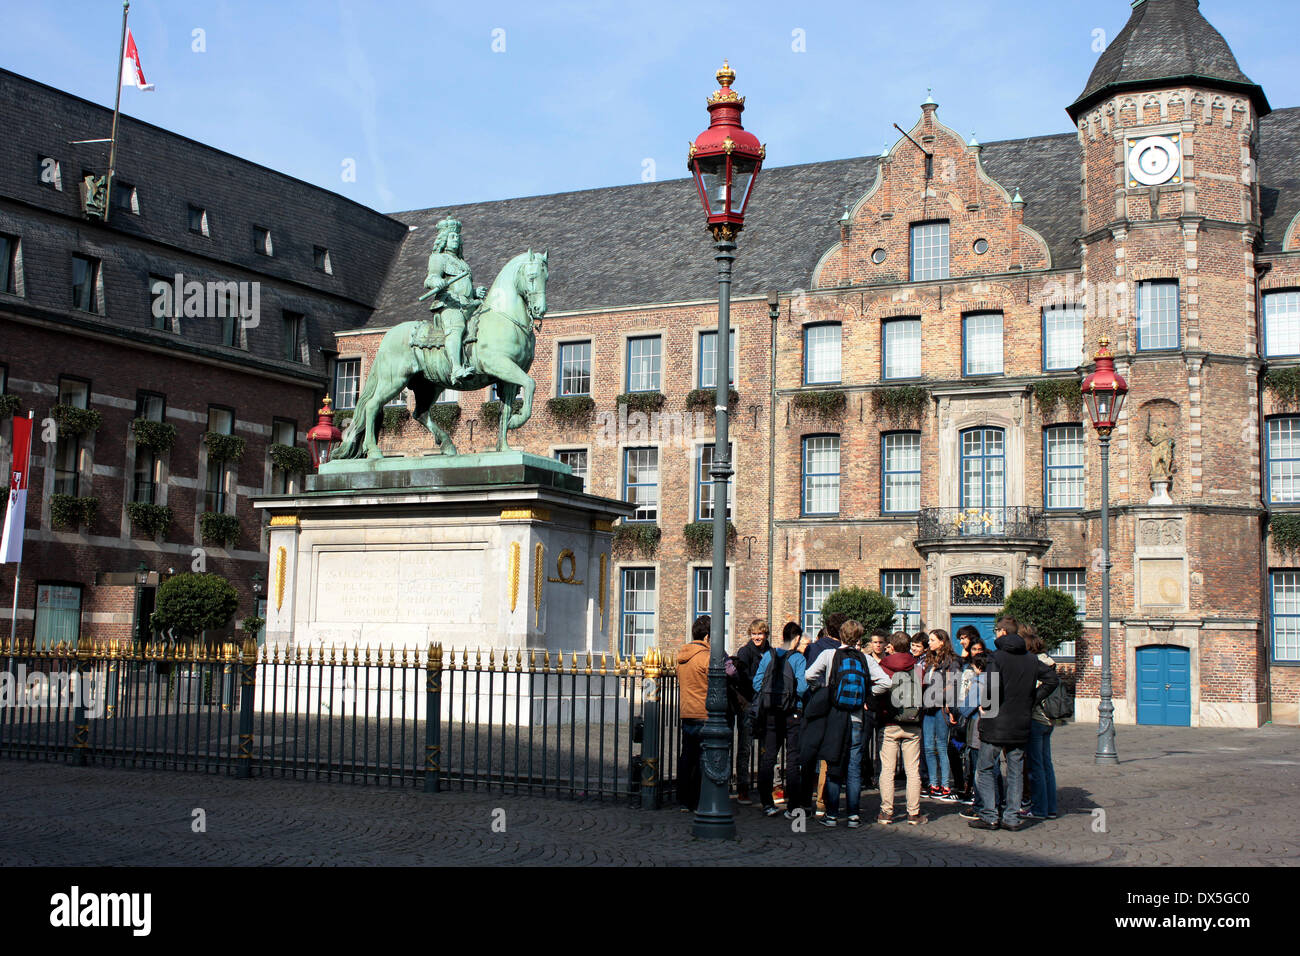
[730,619,772,805]
[969,616,1059,832]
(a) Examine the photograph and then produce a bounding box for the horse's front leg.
[476,350,533,452]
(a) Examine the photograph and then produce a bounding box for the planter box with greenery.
[791,389,847,419]
[1264,367,1300,409]
[382,405,412,431]
[50,494,98,529]
[269,444,312,473]
[685,388,740,413]
[1270,513,1300,557]
[997,586,1082,654]
[612,523,661,559]
[203,432,246,463]
[682,520,737,559]
[429,402,461,432]
[546,395,597,427]
[127,501,173,538]
[131,417,176,451]
[53,405,103,437]
[480,398,523,425]
[0,394,21,417]
[336,411,354,432]
[1033,379,1083,418]
[616,392,667,415]
[870,385,930,423]
[820,586,897,634]
[200,511,240,548]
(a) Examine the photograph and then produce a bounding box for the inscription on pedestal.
[314,548,486,624]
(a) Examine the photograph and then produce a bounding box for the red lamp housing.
[688,60,765,240]
[306,395,344,468]
[1081,336,1129,435]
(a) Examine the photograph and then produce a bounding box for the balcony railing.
[917,506,1048,542]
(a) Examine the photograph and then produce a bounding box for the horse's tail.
[335,368,382,457]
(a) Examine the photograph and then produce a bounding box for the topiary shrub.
[870,385,930,423]
[199,511,240,548]
[269,444,311,473]
[1270,512,1300,557]
[819,586,897,635]
[997,586,1082,654]
[480,398,523,425]
[50,494,97,529]
[612,523,661,559]
[240,616,266,638]
[617,392,667,414]
[131,417,176,451]
[791,390,847,419]
[685,388,740,413]
[203,432,246,463]
[127,501,173,538]
[382,405,411,431]
[429,403,461,432]
[1033,379,1083,418]
[150,572,239,639]
[682,520,737,559]
[546,395,597,427]
[0,394,21,417]
[1264,367,1300,409]
[53,405,103,437]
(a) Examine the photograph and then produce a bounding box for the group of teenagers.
[676,611,1064,830]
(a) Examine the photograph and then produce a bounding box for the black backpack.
[1040,680,1074,720]
[829,648,869,711]
[758,650,800,716]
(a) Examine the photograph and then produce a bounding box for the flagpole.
[7,412,33,662]
[105,0,130,224]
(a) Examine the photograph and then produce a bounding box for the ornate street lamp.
[1082,335,1128,765]
[687,60,764,840]
[305,396,344,469]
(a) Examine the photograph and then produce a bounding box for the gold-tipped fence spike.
[432,643,443,670]
[488,647,495,670]
[585,651,593,675]
[402,645,410,668]
[529,649,537,670]
[600,652,608,675]
[329,644,337,665]
[294,643,302,662]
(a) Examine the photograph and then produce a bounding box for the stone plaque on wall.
[314,548,486,624]
[951,573,1005,606]
[1139,557,1185,609]
[1139,517,1183,548]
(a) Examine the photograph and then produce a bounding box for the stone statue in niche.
[1146,412,1175,505]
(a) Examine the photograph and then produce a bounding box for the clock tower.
[1066,0,1273,727]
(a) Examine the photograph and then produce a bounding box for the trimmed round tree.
[819,586,896,635]
[997,586,1082,654]
[150,573,240,641]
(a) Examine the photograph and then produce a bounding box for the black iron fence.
[0,639,680,806]
[917,506,1048,541]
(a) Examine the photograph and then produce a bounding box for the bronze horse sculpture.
[334,249,548,459]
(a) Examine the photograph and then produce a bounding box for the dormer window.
[254,226,273,256]
[313,246,333,274]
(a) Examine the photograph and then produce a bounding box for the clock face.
[1128,135,1182,187]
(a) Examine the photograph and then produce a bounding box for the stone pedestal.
[251,452,632,720]
[1148,479,1173,505]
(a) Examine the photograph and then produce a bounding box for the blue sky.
[4,1,1297,213]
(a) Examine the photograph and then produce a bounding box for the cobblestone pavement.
[1,723,1297,866]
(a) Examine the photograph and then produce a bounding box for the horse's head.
[518,249,548,321]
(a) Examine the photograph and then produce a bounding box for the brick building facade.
[3,0,1298,727]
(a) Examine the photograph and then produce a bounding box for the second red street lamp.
[686,61,764,840]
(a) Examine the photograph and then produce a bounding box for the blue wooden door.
[1135,645,1192,726]
[950,614,997,655]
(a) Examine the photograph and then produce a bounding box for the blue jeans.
[1027,721,1057,816]
[970,746,1004,814]
[921,712,952,789]
[976,743,1024,827]
[823,718,864,817]
[679,719,705,811]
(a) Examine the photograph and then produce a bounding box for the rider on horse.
[421,217,484,386]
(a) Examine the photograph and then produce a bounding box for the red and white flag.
[1,415,33,564]
[121,28,155,91]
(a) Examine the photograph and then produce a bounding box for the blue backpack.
[829,648,868,711]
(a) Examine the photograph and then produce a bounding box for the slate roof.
[1069,0,1269,119]
[367,131,1087,328]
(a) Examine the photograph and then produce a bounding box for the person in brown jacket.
[676,615,712,811]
